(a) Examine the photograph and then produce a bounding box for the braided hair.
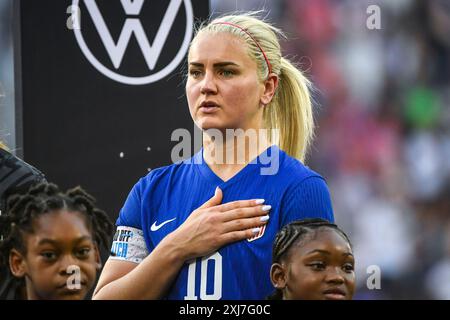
[0,182,114,298]
[268,218,352,300]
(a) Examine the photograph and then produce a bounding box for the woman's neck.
[202,129,271,182]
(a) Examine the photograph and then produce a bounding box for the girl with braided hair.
[0,182,114,299]
[269,218,355,300]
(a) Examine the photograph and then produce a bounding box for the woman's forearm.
[93,235,186,300]
[93,191,269,299]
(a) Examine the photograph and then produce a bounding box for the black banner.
[17,0,209,219]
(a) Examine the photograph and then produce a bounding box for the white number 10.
[184,252,222,300]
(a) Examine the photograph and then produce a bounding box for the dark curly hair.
[268,218,352,300]
[0,182,114,299]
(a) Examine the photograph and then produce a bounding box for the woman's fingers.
[221,205,272,222]
[214,198,265,213]
[222,215,270,233]
[198,187,223,209]
[219,228,265,244]
[177,197,271,260]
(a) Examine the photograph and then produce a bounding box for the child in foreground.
[0,182,113,299]
[269,218,355,300]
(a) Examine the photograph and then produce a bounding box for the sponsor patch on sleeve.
[110,226,148,263]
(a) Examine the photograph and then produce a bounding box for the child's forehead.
[292,228,352,256]
[29,210,92,240]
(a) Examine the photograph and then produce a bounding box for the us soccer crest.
[247,225,266,242]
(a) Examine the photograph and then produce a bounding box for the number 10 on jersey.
[184,252,222,300]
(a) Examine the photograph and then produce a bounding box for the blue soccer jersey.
[110,145,334,300]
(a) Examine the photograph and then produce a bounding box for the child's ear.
[270,263,287,289]
[94,244,102,270]
[9,249,27,278]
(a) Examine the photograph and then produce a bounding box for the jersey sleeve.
[115,179,143,228]
[110,179,149,263]
[280,175,335,226]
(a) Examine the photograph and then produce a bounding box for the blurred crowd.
[212,0,450,299]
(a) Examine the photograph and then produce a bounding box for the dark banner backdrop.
[16,0,209,219]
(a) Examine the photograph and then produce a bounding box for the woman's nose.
[200,72,217,95]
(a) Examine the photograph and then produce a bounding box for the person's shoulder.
[1,148,45,175]
[0,149,46,209]
[278,151,334,222]
[278,148,326,183]
[137,153,198,188]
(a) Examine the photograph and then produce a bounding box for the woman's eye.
[41,252,57,260]
[189,70,202,78]
[220,69,234,77]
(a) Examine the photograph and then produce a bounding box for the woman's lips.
[199,106,219,114]
[198,102,220,114]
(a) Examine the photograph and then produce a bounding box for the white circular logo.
[72,0,193,85]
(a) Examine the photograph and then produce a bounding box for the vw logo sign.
[72,0,193,85]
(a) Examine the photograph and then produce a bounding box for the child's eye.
[308,262,326,271]
[76,248,91,259]
[343,263,354,273]
[41,252,57,261]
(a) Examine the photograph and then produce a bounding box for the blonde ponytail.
[264,58,314,162]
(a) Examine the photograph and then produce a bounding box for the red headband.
[212,21,272,76]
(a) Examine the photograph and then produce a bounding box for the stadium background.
[1,0,450,299]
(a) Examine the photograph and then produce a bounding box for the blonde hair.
[191,13,314,162]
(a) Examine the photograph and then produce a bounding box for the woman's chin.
[196,119,228,132]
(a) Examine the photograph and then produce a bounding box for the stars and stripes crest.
[247,225,266,242]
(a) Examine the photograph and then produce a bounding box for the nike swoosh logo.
[150,218,176,231]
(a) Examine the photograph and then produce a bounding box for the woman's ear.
[260,73,279,106]
[270,262,287,290]
[9,249,27,278]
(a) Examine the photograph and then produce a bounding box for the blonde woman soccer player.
[94,13,334,300]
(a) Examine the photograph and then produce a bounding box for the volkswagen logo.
[72,0,193,85]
